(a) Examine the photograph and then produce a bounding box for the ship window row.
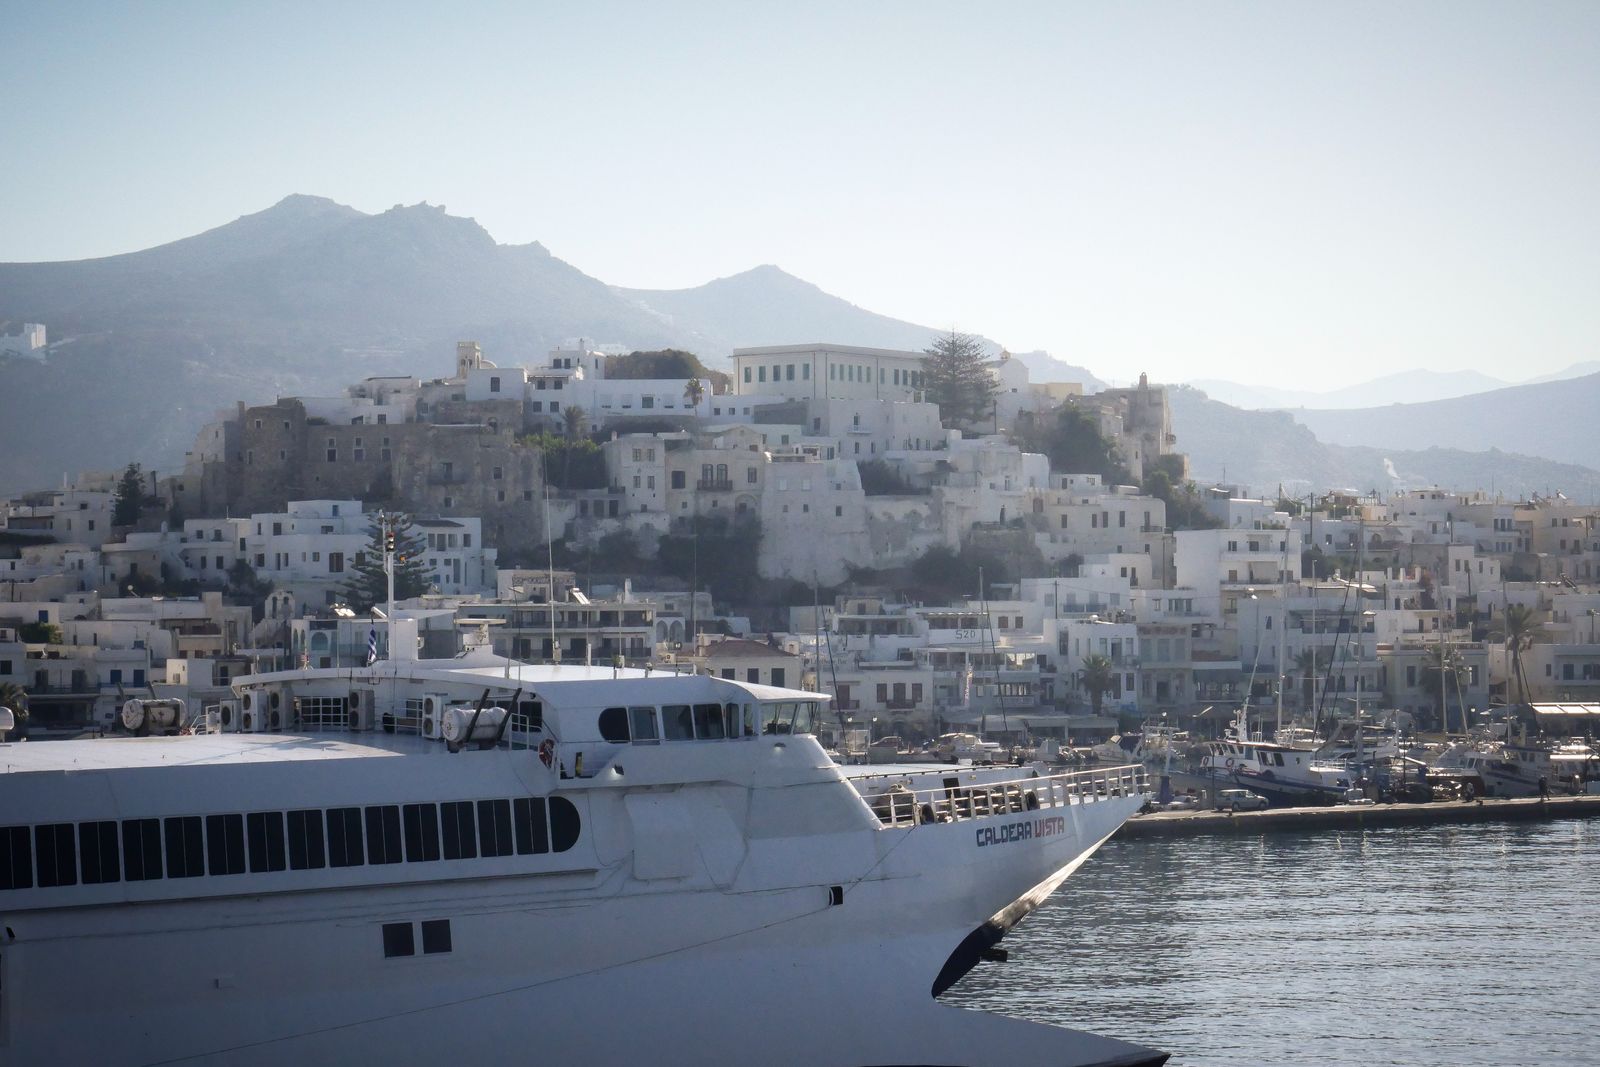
[0,796,581,892]
[594,700,819,743]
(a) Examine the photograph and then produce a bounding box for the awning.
[1529,703,1600,719]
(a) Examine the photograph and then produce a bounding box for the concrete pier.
[1120,794,1600,838]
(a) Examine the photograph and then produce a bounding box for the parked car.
[1340,787,1376,806]
[1217,788,1268,812]
[1163,794,1201,811]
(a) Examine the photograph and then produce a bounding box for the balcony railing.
[696,479,734,492]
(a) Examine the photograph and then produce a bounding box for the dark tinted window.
[550,796,581,853]
[598,706,630,742]
[383,922,415,958]
[206,814,246,876]
[247,811,286,872]
[326,807,365,868]
[0,825,32,890]
[477,799,513,858]
[366,806,403,865]
[164,816,205,879]
[662,704,693,740]
[287,809,326,870]
[79,821,120,884]
[403,804,440,862]
[513,797,548,855]
[440,802,477,860]
[122,818,163,881]
[421,918,452,954]
[35,823,77,887]
[694,703,725,739]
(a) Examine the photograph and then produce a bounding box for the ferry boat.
[0,618,1164,1066]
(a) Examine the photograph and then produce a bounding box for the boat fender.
[538,738,556,768]
[1024,791,1040,811]
[919,803,936,825]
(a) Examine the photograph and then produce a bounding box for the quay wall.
[1119,794,1600,838]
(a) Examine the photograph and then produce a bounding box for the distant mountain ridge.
[1191,360,1600,411]
[1170,386,1600,502]
[1290,373,1600,470]
[0,196,1070,493]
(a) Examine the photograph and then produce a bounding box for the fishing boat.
[0,615,1164,1066]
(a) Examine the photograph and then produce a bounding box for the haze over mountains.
[1190,363,1600,410]
[0,195,1595,502]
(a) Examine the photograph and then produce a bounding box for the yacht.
[0,618,1163,1066]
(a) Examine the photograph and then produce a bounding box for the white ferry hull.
[7,789,1152,1066]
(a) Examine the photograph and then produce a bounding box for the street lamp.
[870,716,879,742]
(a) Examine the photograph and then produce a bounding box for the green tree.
[0,681,27,736]
[1011,406,1133,484]
[562,404,587,439]
[607,349,732,393]
[683,376,705,411]
[18,621,63,644]
[339,515,431,613]
[113,462,145,527]
[1293,648,1325,710]
[1499,603,1540,704]
[921,331,997,428]
[1078,654,1116,715]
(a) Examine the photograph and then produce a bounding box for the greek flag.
[367,627,378,666]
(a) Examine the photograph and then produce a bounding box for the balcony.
[696,479,734,492]
[834,699,861,711]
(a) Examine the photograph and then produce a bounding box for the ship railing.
[861,764,1147,827]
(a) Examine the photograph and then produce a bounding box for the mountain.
[1007,350,1107,393]
[1169,386,1600,502]
[0,198,991,494]
[1188,368,1510,410]
[1526,360,1600,385]
[1289,373,1600,470]
[615,265,956,360]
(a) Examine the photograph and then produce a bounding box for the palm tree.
[0,681,29,737]
[1500,603,1539,704]
[562,404,587,440]
[1078,654,1115,716]
[683,377,705,412]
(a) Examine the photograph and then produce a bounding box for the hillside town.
[3,337,1597,750]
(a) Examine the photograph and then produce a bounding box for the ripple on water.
[941,821,1600,1067]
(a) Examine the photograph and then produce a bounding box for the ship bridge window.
[123,818,163,881]
[549,796,581,853]
[761,701,819,736]
[599,706,630,743]
[205,814,246,876]
[35,824,77,887]
[79,821,121,884]
[287,809,326,870]
[366,806,403,865]
[440,802,477,860]
[515,700,544,733]
[663,704,694,741]
[164,817,205,879]
[403,804,441,863]
[248,811,287,872]
[693,703,725,739]
[629,706,659,744]
[477,800,514,857]
[513,797,549,854]
[1,825,33,890]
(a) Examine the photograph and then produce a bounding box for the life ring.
[538,739,556,768]
[1225,757,1236,770]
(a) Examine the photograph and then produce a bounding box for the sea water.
[945,820,1600,1066]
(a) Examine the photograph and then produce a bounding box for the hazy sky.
[5,1,1598,387]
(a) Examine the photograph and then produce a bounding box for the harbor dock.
[1120,793,1600,837]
